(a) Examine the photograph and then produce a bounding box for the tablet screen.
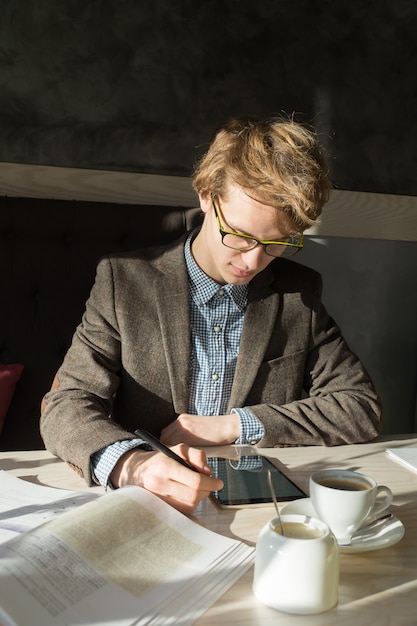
[208,455,306,506]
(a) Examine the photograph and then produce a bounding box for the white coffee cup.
[253,514,339,614]
[309,469,393,543]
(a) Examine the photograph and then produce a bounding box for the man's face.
[192,183,293,286]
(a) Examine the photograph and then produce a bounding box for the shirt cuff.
[91,438,150,489]
[231,408,265,445]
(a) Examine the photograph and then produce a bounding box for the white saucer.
[281,498,405,553]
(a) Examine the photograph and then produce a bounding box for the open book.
[0,473,254,626]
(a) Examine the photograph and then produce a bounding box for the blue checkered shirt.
[92,231,264,486]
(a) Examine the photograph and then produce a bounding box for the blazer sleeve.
[246,271,382,447]
[40,256,138,484]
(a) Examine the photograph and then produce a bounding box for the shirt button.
[212,373,219,381]
[218,289,225,296]
[214,325,221,333]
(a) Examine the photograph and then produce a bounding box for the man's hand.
[160,413,240,447]
[110,444,223,515]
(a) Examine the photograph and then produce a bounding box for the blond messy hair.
[192,116,331,231]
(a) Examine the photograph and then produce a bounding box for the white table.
[1,434,417,625]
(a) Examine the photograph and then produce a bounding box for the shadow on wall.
[298,237,417,435]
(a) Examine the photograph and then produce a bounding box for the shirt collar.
[184,231,248,310]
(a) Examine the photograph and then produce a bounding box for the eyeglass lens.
[222,233,300,257]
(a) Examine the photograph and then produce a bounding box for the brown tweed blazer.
[40,235,381,483]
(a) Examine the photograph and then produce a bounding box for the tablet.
[208,455,307,507]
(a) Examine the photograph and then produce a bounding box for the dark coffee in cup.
[317,478,369,492]
[309,469,393,541]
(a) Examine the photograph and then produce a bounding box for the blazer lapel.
[155,244,191,414]
[228,266,279,411]
[154,242,280,416]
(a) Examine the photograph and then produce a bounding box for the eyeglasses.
[211,194,303,258]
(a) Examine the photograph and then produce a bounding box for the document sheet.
[0,474,254,626]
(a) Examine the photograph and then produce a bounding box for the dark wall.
[1,0,417,195]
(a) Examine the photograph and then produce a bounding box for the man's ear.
[198,193,212,215]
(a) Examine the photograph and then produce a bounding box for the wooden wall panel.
[1,162,416,242]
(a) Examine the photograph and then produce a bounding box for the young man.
[40,117,381,514]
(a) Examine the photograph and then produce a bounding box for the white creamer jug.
[253,513,339,614]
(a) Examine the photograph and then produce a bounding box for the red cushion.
[0,364,24,433]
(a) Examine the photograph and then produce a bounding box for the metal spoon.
[267,469,284,535]
[337,512,394,545]
[351,512,394,539]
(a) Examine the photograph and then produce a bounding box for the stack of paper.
[0,473,254,626]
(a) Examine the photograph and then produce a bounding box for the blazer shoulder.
[99,234,187,274]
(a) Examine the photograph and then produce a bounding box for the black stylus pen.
[134,429,199,472]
